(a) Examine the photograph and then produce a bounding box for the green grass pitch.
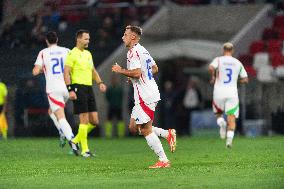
[0,136,283,188]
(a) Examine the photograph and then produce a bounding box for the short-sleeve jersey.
[65,47,94,86]
[127,43,160,104]
[210,55,248,98]
[34,45,70,93]
[0,82,8,106]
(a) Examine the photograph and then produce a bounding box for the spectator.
[104,75,125,138]
[161,80,176,130]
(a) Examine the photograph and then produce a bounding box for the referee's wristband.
[66,84,75,92]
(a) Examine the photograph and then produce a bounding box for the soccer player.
[32,31,79,155]
[209,42,248,148]
[0,79,8,139]
[64,29,107,157]
[112,25,176,168]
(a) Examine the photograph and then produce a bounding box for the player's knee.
[128,124,137,135]
[140,127,151,136]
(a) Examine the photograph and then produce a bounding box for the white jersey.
[34,45,70,93]
[210,55,248,98]
[127,43,160,104]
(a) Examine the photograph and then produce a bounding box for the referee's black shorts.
[0,105,3,113]
[73,84,97,114]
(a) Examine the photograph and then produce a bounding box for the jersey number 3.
[52,58,64,74]
[224,68,232,84]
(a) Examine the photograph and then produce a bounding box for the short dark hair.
[46,31,58,44]
[76,29,90,39]
[126,25,142,36]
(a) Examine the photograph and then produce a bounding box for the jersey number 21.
[51,58,64,74]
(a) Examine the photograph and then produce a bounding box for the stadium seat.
[253,52,270,70]
[267,39,282,53]
[270,52,284,68]
[256,65,276,82]
[273,15,284,29]
[249,40,265,54]
[277,29,284,41]
[244,65,257,78]
[239,54,253,67]
[262,28,278,40]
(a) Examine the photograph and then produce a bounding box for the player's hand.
[210,76,215,85]
[112,63,122,73]
[69,91,77,100]
[99,83,107,93]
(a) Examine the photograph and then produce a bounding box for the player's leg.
[152,101,176,152]
[48,109,65,141]
[140,121,170,168]
[152,126,176,153]
[226,115,236,148]
[53,108,74,141]
[133,103,169,168]
[128,117,138,134]
[225,98,239,148]
[48,92,79,155]
[53,108,79,155]
[212,99,227,139]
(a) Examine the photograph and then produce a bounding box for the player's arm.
[92,68,107,92]
[208,65,216,84]
[239,77,249,84]
[112,63,141,79]
[32,65,42,76]
[152,64,158,75]
[238,64,249,84]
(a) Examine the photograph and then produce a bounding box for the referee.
[64,30,107,157]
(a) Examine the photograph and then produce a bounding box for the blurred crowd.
[0,0,158,50]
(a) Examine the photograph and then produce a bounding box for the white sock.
[227,130,234,139]
[217,117,227,128]
[152,126,168,139]
[49,113,64,137]
[145,132,168,162]
[58,118,74,141]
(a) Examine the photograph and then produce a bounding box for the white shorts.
[131,102,157,124]
[47,90,69,113]
[212,97,239,118]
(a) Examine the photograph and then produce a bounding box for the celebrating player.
[112,25,176,168]
[209,42,248,148]
[32,31,79,155]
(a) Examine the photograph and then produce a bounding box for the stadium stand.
[0,0,160,136]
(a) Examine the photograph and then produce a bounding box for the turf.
[0,136,283,189]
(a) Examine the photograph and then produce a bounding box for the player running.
[32,31,79,155]
[112,25,176,168]
[209,42,248,148]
